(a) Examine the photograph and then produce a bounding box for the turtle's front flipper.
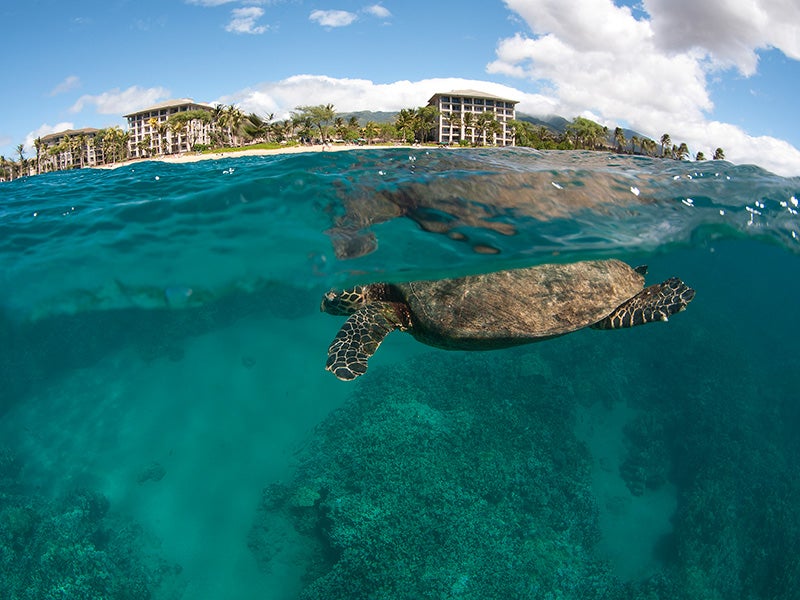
[592,277,695,330]
[326,303,400,380]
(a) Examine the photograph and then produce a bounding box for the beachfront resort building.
[124,99,216,159]
[37,128,104,172]
[428,90,518,147]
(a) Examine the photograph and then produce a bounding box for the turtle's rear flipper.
[326,303,399,380]
[592,277,695,330]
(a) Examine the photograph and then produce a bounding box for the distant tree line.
[510,115,725,161]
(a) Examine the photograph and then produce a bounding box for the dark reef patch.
[0,450,182,599]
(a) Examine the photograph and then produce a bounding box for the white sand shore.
[96,143,423,170]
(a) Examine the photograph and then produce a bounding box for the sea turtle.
[321,259,695,380]
[328,153,655,259]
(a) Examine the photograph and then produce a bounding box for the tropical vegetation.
[509,116,724,163]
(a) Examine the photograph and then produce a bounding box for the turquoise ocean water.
[1,148,799,598]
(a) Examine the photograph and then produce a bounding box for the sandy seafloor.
[1,148,799,599]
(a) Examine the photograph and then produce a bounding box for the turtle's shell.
[393,259,644,350]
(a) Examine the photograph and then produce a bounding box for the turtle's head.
[321,285,368,315]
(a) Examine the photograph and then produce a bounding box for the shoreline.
[94,143,423,170]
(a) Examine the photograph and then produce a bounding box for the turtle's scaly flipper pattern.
[326,303,399,380]
[592,277,695,330]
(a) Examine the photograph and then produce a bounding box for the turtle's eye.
[322,290,351,315]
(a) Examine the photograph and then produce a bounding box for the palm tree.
[414,106,438,143]
[476,111,502,146]
[2,155,13,180]
[86,135,97,166]
[224,104,244,146]
[60,134,72,168]
[490,118,504,145]
[76,134,88,168]
[713,147,725,160]
[166,117,183,153]
[446,111,462,143]
[675,142,690,160]
[660,134,671,158]
[147,117,161,155]
[537,125,559,148]
[507,119,538,147]
[101,126,128,164]
[629,136,640,155]
[186,109,213,149]
[216,104,236,147]
[213,103,227,139]
[274,119,295,143]
[333,116,346,141]
[47,144,63,170]
[695,151,706,161]
[347,116,359,138]
[156,121,169,155]
[138,136,152,158]
[34,137,43,174]
[293,115,315,142]
[395,108,417,143]
[363,121,378,144]
[210,104,227,147]
[243,112,274,143]
[614,127,626,153]
[474,112,491,145]
[462,112,475,144]
[16,143,27,177]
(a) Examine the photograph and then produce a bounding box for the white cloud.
[225,7,268,34]
[683,120,800,176]
[49,75,81,96]
[310,9,358,28]
[70,86,170,115]
[216,74,557,119]
[23,122,75,154]
[364,4,392,19]
[489,31,712,126]
[488,0,800,176]
[644,0,800,75]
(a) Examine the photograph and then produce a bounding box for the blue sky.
[1,0,799,175]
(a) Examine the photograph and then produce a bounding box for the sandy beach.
[96,142,420,170]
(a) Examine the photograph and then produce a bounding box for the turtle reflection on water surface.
[321,259,695,381]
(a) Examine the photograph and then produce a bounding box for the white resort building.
[124,99,216,159]
[39,128,103,171]
[428,90,519,147]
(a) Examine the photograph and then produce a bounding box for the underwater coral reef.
[251,313,800,599]
[0,449,181,600]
